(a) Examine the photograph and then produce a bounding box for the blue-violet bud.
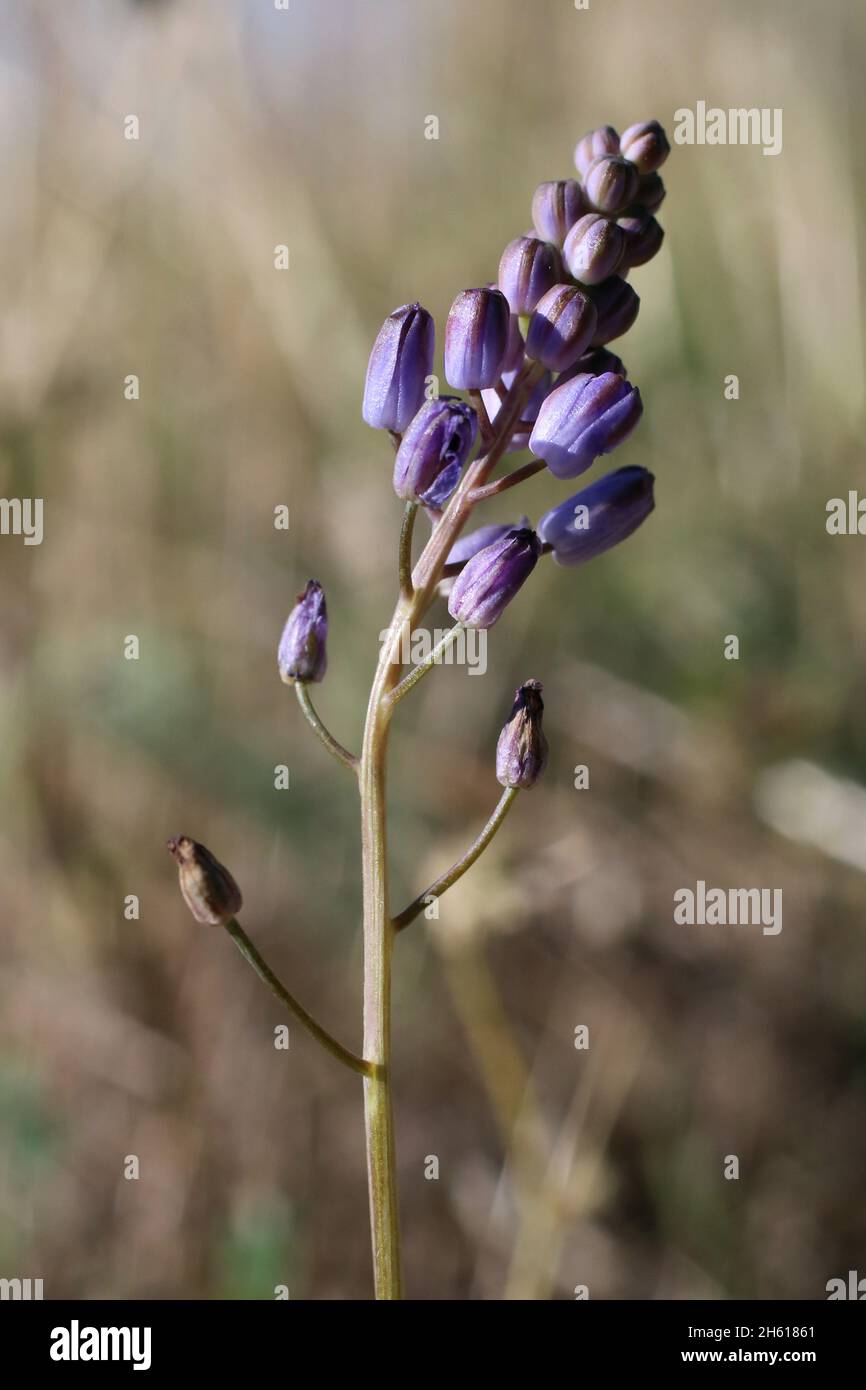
[362,302,434,432]
[444,287,510,390]
[617,207,664,269]
[167,836,243,927]
[393,396,477,505]
[278,579,328,683]
[447,526,541,629]
[531,179,588,247]
[496,679,549,790]
[574,125,620,178]
[635,172,666,213]
[446,518,531,568]
[619,120,670,175]
[589,276,640,345]
[558,347,627,383]
[497,236,563,315]
[525,284,597,373]
[538,465,655,566]
[563,213,627,285]
[528,371,643,479]
[584,155,640,216]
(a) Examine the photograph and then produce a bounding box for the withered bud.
[167,835,243,926]
[496,679,549,790]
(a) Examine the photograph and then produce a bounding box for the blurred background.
[1,0,865,1300]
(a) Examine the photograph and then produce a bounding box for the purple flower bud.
[444,288,510,390]
[446,517,531,567]
[619,120,670,175]
[588,276,640,345]
[525,283,598,373]
[497,236,563,315]
[531,179,588,247]
[584,155,640,216]
[617,207,664,269]
[538,465,655,566]
[635,172,666,213]
[278,579,328,683]
[362,302,435,432]
[563,213,627,285]
[558,347,627,383]
[528,371,643,479]
[447,526,541,629]
[167,835,243,926]
[574,125,620,178]
[481,368,551,452]
[496,679,549,790]
[393,396,478,506]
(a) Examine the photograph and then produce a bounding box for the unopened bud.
[635,172,666,214]
[563,213,626,285]
[589,276,640,345]
[167,836,242,926]
[525,283,597,373]
[574,125,620,178]
[619,120,670,175]
[498,236,563,315]
[616,208,664,269]
[278,579,328,684]
[584,155,640,216]
[496,679,549,790]
[444,287,510,389]
[531,179,588,247]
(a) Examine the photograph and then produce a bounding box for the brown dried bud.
[167,835,243,926]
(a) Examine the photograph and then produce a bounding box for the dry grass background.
[1,0,865,1299]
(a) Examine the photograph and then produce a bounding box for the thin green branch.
[470,458,546,503]
[225,918,374,1078]
[295,681,359,775]
[387,622,464,705]
[398,500,418,600]
[392,786,520,932]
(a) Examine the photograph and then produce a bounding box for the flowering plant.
[168,118,670,1299]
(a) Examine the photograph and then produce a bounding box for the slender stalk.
[224,918,373,1077]
[468,388,493,445]
[294,681,359,775]
[388,622,464,705]
[470,459,546,502]
[398,500,418,600]
[393,787,519,931]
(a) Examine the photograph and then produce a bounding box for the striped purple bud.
[531,179,588,247]
[525,283,598,373]
[619,120,670,175]
[278,579,328,683]
[167,836,243,927]
[362,302,434,432]
[574,125,620,178]
[635,172,666,214]
[496,679,549,790]
[481,368,552,452]
[497,236,563,315]
[589,276,640,345]
[563,213,627,285]
[393,396,478,505]
[584,155,640,216]
[538,465,655,566]
[444,288,510,390]
[529,371,643,479]
[617,207,664,269]
[562,347,627,381]
[447,526,541,629]
[446,517,531,568]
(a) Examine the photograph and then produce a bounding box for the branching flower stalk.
[166,118,671,1300]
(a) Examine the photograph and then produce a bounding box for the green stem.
[393,787,519,931]
[388,623,464,705]
[398,500,418,600]
[295,681,359,775]
[224,918,373,1077]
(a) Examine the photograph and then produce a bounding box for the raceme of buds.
[362,302,435,433]
[482,368,551,452]
[574,124,620,178]
[619,119,670,175]
[447,526,541,629]
[496,679,549,790]
[497,236,563,315]
[167,836,243,926]
[525,283,598,373]
[529,370,643,479]
[531,179,588,247]
[278,579,328,684]
[393,396,478,506]
[616,208,664,270]
[444,287,510,390]
[584,155,640,216]
[563,213,627,285]
[589,276,640,345]
[538,465,655,566]
[635,172,666,213]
